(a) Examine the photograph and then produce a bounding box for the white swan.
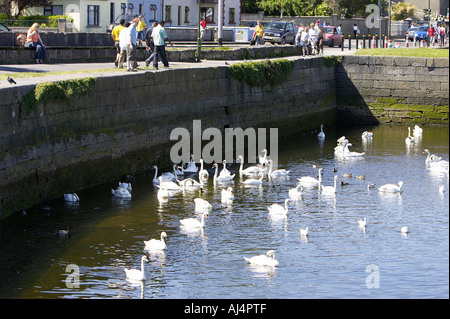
[157,177,183,191]
[258,149,269,166]
[221,187,234,202]
[144,232,168,250]
[212,163,234,184]
[405,127,415,144]
[180,212,208,229]
[152,165,175,184]
[400,225,409,233]
[237,155,267,176]
[111,187,132,198]
[439,185,445,194]
[288,185,304,198]
[297,167,322,188]
[358,218,367,227]
[343,143,365,157]
[242,174,264,185]
[244,250,279,267]
[218,160,233,179]
[267,159,289,177]
[299,227,309,237]
[124,255,148,281]
[268,198,291,216]
[118,182,132,192]
[199,159,209,181]
[178,177,204,189]
[413,125,423,136]
[64,193,79,202]
[378,181,403,193]
[361,131,373,139]
[423,149,449,173]
[194,198,212,210]
[320,175,338,194]
[184,154,198,173]
[317,124,325,140]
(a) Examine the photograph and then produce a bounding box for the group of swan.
[423,149,449,173]
[334,137,365,158]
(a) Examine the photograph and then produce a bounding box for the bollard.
[356,35,358,49]
[413,36,417,47]
[341,34,344,51]
[375,34,379,48]
[368,34,371,48]
[382,34,385,48]
[348,34,352,50]
[363,34,366,49]
[405,36,409,47]
[372,36,376,48]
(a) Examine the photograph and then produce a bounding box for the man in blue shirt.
[127,18,139,72]
[151,20,172,70]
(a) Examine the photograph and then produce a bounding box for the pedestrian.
[200,18,207,41]
[337,24,342,34]
[323,20,328,27]
[111,19,125,67]
[300,27,310,57]
[427,25,435,45]
[24,22,46,64]
[438,24,446,46]
[118,22,130,69]
[137,15,146,46]
[145,22,158,67]
[127,17,139,72]
[308,22,318,55]
[151,20,172,70]
[252,20,265,45]
[316,22,325,55]
[295,26,302,46]
[353,24,359,38]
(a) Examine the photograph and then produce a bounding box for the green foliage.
[391,2,419,21]
[0,14,73,27]
[228,59,295,87]
[323,55,343,67]
[20,78,97,114]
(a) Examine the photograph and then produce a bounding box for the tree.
[391,2,419,21]
[0,0,52,20]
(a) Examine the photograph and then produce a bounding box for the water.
[0,124,448,299]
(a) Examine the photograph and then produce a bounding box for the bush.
[0,14,73,28]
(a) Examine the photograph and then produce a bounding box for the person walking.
[300,27,310,56]
[316,21,324,55]
[111,19,125,67]
[308,23,318,55]
[127,18,139,72]
[427,25,435,46]
[200,18,207,41]
[118,22,130,69]
[151,20,172,70]
[438,24,446,47]
[24,23,46,64]
[137,15,146,46]
[252,20,265,45]
[353,24,359,38]
[145,22,158,67]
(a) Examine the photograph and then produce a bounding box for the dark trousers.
[153,45,169,68]
[25,41,46,60]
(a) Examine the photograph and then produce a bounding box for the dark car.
[106,14,136,33]
[263,21,297,45]
[0,22,11,32]
[322,26,342,47]
[241,21,269,28]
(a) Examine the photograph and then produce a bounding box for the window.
[150,5,157,21]
[178,6,182,25]
[110,2,115,23]
[120,3,126,15]
[44,5,63,16]
[128,3,134,15]
[201,7,214,23]
[165,5,172,22]
[229,8,235,24]
[139,4,143,15]
[184,6,190,23]
[87,5,100,26]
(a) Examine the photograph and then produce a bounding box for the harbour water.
[0,124,448,299]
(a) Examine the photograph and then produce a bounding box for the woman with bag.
[24,23,46,64]
[252,20,265,45]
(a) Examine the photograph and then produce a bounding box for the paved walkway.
[0,45,355,88]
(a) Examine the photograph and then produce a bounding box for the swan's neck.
[153,167,158,181]
[140,258,145,273]
[213,165,218,180]
[333,177,337,189]
[160,234,166,243]
[239,158,243,173]
[200,159,204,171]
[268,161,273,175]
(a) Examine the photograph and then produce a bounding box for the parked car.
[0,22,11,32]
[106,14,136,33]
[413,25,430,40]
[322,26,342,47]
[240,21,269,28]
[263,21,297,45]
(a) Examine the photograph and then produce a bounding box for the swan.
[178,177,204,189]
[111,187,132,198]
[423,149,449,173]
[218,160,233,179]
[152,165,175,184]
[221,187,234,202]
[299,227,309,237]
[288,185,304,198]
[268,198,291,216]
[361,131,373,139]
[194,198,212,210]
[213,163,235,184]
[237,155,267,176]
[184,154,198,173]
[317,124,325,140]
[378,181,403,193]
[144,232,168,250]
[242,174,264,185]
[337,136,348,145]
[199,159,209,181]
[157,188,171,199]
[405,127,415,144]
[180,212,208,229]
[358,218,367,227]
[320,175,338,194]
[343,143,365,157]
[64,193,79,202]
[174,165,185,176]
[118,182,132,191]
[267,159,289,177]
[413,125,423,136]
[157,177,183,191]
[439,185,445,194]
[244,250,279,267]
[297,167,322,188]
[258,149,269,166]
[124,255,148,281]
[400,225,409,233]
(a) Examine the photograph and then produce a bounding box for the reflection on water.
[0,124,448,299]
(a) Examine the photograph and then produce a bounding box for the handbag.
[250,38,256,46]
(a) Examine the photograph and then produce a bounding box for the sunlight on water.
[0,124,448,299]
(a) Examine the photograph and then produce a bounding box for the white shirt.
[308,28,317,40]
[119,27,130,50]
